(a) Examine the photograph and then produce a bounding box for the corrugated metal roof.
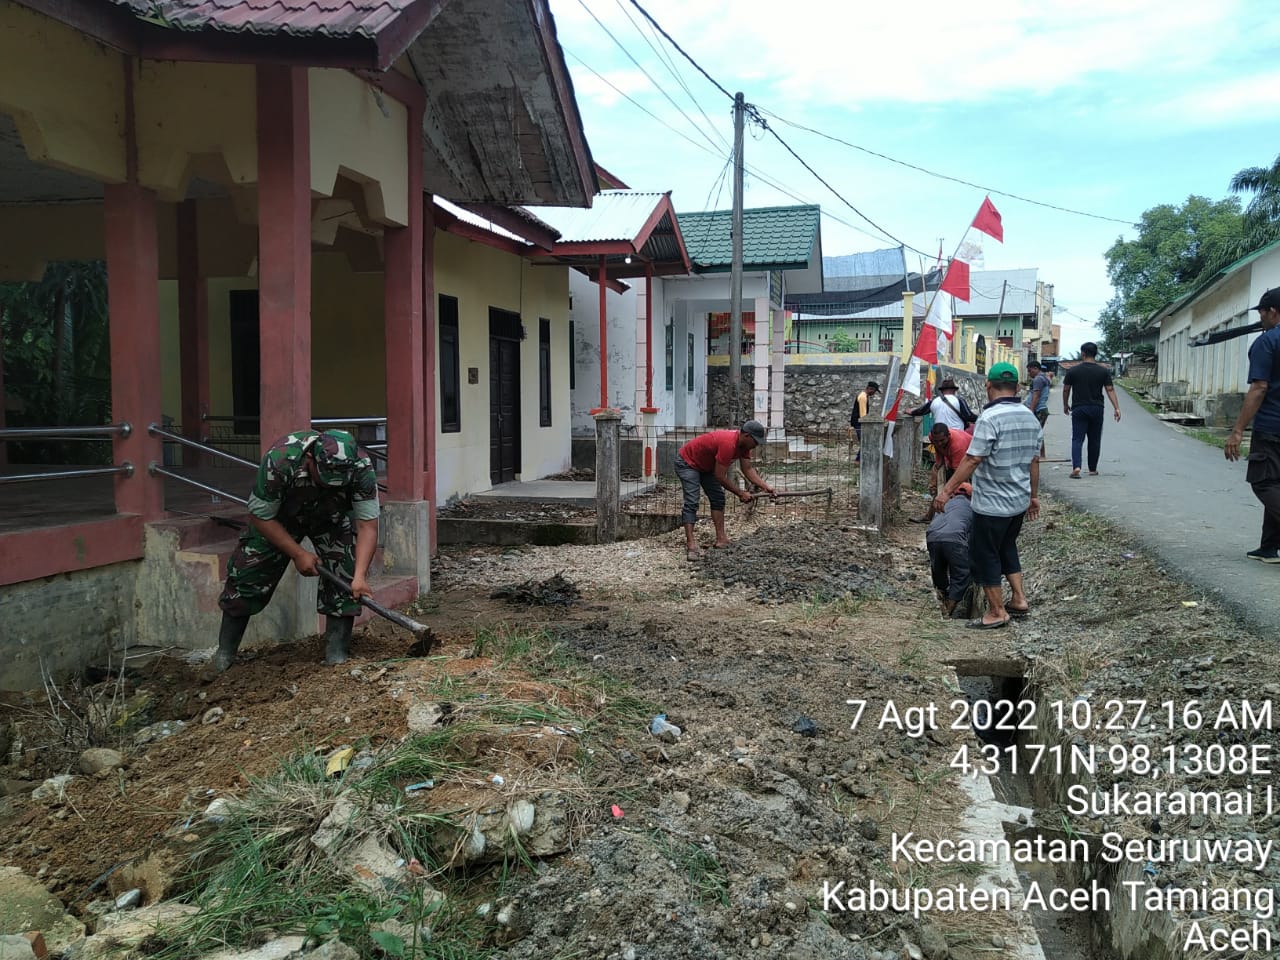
[532,190,669,243]
[676,204,820,271]
[108,0,409,38]
[434,197,531,245]
[953,268,1039,316]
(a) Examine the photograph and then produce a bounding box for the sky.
[546,0,1280,356]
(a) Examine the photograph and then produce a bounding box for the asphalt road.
[1038,384,1280,634]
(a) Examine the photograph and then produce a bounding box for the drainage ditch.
[952,662,1119,960]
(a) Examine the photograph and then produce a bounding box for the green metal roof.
[1144,235,1280,329]
[676,204,820,272]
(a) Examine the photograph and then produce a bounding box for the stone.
[133,720,186,746]
[857,819,879,841]
[201,707,225,725]
[0,779,35,797]
[903,942,924,960]
[196,934,307,960]
[407,702,445,733]
[30,776,74,803]
[112,888,142,910]
[307,941,361,960]
[0,935,37,960]
[0,868,84,956]
[79,748,124,775]
[918,922,949,959]
[74,903,199,960]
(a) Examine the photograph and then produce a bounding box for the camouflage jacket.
[247,430,380,523]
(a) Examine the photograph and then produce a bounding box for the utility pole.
[729,91,745,425]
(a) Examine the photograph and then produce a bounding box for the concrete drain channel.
[940,659,1230,960]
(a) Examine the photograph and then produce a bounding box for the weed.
[649,831,729,906]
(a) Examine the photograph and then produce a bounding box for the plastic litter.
[611,804,625,819]
[649,714,682,740]
[404,780,435,793]
[325,747,354,777]
[491,774,505,786]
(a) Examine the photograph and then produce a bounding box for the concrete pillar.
[858,413,886,531]
[177,200,208,466]
[894,417,917,506]
[105,183,164,520]
[384,97,425,504]
[769,306,786,431]
[422,197,438,550]
[639,408,658,480]
[594,410,622,543]
[901,293,914,362]
[594,255,609,412]
[255,65,311,452]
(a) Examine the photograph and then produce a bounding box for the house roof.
[528,191,691,276]
[106,0,417,40]
[953,268,1039,317]
[676,205,821,272]
[1144,236,1280,330]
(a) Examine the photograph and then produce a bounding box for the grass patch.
[796,588,878,622]
[650,831,730,906]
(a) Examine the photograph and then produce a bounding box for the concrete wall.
[434,231,571,502]
[0,561,139,691]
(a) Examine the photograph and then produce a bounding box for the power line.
[625,0,734,102]
[759,110,1136,227]
[575,0,725,155]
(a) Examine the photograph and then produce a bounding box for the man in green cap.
[209,429,380,672]
[932,362,1042,629]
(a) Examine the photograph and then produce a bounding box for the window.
[568,320,576,390]
[539,318,552,427]
[439,294,460,433]
[664,322,674,391]
[687,333,695,392]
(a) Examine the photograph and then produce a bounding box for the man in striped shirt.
[932,363,1042,629]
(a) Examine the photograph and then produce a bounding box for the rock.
[307,941,361,960]
[918,922,949,959]
[196,934,307,960]
[670,791,692,813]
[857,819,879,841]
[792,717,818,737]
[0,868,84,956]
[113,888,142,910]
[903,942,924,960]
[79,748,124,775]
[407,702,445,733]
[204,797,234,822]
[0,935,37,960]
[990,935,1005,948]
[0,779,35,797]
[201,707,225,725]
[74,903,199,960]
[30,776,74,803]
[133,719,186,746]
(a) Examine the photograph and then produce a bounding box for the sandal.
[1069,470,1081,479]
[1007,605,1030,618]
[966,618,1010,630]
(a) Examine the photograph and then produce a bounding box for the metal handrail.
[0,422,132,440]
[0,463,134,485]
[147,464,248,505]
[200,415,389,427]
[149,424,258,469]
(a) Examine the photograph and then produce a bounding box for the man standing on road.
[1025,360,1051,459]
[1225,288,1280,563]
[850,380,879,463]
[907,378,978,433]
[1061,342,1121,478]
[210,429,379,674]
[933,363,1042,629]
[675,420,775,561]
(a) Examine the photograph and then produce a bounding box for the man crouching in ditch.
[674,420,775,561]
[208,429,379,674]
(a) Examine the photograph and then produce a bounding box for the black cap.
[1252,288,1280,312]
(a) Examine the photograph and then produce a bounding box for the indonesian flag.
[925,289,952,333]
[940,258,970,302]
[971,196,1004,242]
[882,389,905,458]
[913,325,939,365]
[901,356,923,396]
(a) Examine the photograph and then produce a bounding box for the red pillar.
[594,254,608,412]
[422,196,438,548]
[177,199,209,465]
[105,183,164,519]
[384,99,425,503]
[256,65,312,452]
[641,264,657,413]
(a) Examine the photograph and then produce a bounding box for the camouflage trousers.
[218,508,360,618]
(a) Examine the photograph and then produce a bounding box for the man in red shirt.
[911,423,972,523]
[675,420,775,560]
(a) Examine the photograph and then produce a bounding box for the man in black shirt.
[1061,342,1121,478]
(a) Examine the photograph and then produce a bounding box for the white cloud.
[568,66,652,109]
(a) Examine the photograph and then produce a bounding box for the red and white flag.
[939,257,970,302]
[971,196,1003,242]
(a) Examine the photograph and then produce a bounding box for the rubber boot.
[324,615,355,665]
[208,613,250,676]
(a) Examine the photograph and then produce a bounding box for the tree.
[1223,152,1280,263]
[1096,196,1245,354]
[829,328,858,353]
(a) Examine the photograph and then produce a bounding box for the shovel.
[315,566,437,652]
[745,487,833,519]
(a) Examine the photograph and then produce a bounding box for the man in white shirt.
[907,378,977,432]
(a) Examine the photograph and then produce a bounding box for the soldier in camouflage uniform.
[210,429,380,672]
